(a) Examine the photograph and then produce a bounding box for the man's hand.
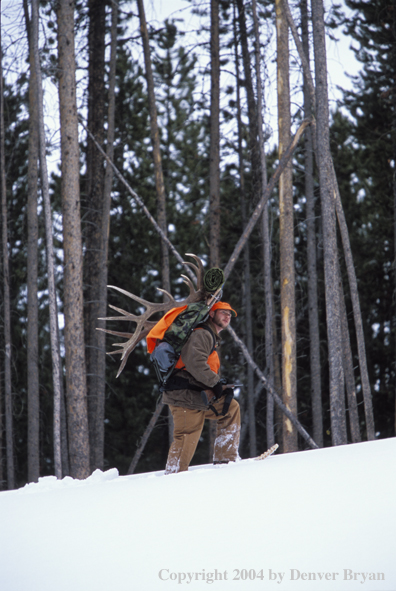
[200,383,241,415]
[204,383,242,402]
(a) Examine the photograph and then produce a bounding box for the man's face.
[210,309,232,332]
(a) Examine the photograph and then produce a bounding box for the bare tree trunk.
[336,258,361,442]
[0,1,3,491]
[136,0,172,447]
[92,0,119,469]
[276,0,298,452]
[0,5,14,489]
[235,0,261,196]
[394,0,396,438]
[84,0,106,472]
[24,0,40,482]
[250,0,277,449]
[311,0,347,445]
[61,389,69,476]
[208,0,221,458]
[264,238,277,446]
[57,0,90,479]
[136,0,170,293]
[233,1,256,457]
[332,178,374,439]
[209,0,221,267]
[300,0,323,447]
[128,399,164,474]
[31,0,64,479]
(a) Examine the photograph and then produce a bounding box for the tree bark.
[61,388,70,476]
[336,257,361,442]
[136,0,172,448]
[208,0,221,457]
[136,0,170,293]
[332,171,375,440]
[128,400,164,475]
[393,0,396,438]
[300,0,323,447]
[31,0,64,479]
[0,4,14,489]
[251,0,276,449]
[276,0,298,452]
[91,0,119,469]
[24,0,40,482]
[209,0,221,268]
[233,0,256,457]
[235,0,261,197]
[311,0,347,445]
[84,0,106,472]
[57,0,90,479]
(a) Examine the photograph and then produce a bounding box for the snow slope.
[0,438,395,591]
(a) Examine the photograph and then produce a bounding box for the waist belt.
[161,374,202,393]
[163,374,233,417]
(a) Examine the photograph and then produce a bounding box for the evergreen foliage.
[340,0,395,438]
[2,0,396,487]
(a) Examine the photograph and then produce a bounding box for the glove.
[211,380,224,400]
[222,387,234,398]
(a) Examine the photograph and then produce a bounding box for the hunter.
[161,301,241,474]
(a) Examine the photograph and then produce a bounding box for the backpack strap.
[162,324,217,391]
[173,323,217,371]
[197,324,217,355]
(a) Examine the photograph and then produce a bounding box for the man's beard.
[212,312,227,329]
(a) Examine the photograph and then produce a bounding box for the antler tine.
[108,284,176,311]
[115,326,153,378]
[156,287,174,302]
[184,253,205,291]
[100,304,155,323]
[98,303,139,321]
[180,273,195,292]
[116,355,129,378]
[97,328,135,338]
[97,322,156,378]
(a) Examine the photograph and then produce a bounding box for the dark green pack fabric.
[150,301,210,386]
[163,302,209,356]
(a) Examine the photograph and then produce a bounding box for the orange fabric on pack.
[147,309,220,375]
[146,306,188,354]
[176,328,220,374]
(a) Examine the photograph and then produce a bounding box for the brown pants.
[165,398,240,474]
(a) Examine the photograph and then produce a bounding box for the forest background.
[0,0,395,489]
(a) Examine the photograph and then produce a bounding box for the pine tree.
[343,0,396,438]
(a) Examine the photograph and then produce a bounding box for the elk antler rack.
[98,254,209,377]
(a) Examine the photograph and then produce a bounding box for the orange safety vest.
[146,307,220,374]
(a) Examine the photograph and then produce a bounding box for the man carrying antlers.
[100,254,241,473]
[162,301,241,474]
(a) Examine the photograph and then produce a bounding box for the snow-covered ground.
[0,437,395,591]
